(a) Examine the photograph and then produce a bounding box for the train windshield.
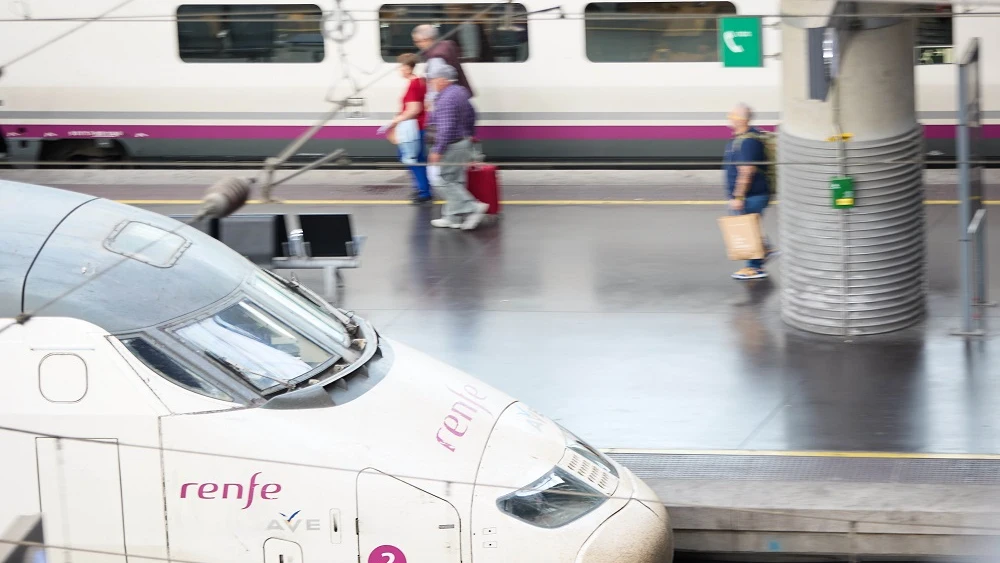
[169,272,357,393]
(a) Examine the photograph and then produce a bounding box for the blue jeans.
[735,193,771,269]
[398,129,431,199]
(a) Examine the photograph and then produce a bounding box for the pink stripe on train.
[1,124,990,141]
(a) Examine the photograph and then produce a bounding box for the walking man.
[412,24,474,97]
[724,103,778,280]
[426,63,488,230]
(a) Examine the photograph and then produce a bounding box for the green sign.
[719,17,763,68]
[916,45,953,65]
[831,176,855,209]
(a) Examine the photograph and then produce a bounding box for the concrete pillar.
[778,1,927,336]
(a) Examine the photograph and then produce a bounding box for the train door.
[25,318,170,562]
[356,468,462,563]
[36,437,127,563]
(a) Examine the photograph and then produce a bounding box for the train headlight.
[560,426,619,478]
[496,467,605,529]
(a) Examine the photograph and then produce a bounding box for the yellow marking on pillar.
[826,133,854,142]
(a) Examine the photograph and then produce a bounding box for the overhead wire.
[0,213,218,338]
[0,0,141,70]
[0,537,211,563]
[0,423,999,544]
[3,158,999,168]
[0,9,997,22]
[0,0,533,334]
[253,2,563,202]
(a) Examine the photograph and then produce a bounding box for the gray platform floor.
[6,169,1000,456]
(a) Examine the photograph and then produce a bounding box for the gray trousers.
[435,138,479,221]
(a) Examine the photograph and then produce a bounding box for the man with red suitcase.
[426,63,489,231]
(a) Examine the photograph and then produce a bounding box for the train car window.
[915,4,954,65]
[120,337,235,402]
[176,4,325,63]
[378,3,529,62]
[584,2,737,63]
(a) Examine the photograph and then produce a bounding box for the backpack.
[733,129,778,194]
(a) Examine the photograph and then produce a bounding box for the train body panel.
[0,179,673,562]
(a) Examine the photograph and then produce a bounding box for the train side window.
[378,3,529,63]
[915,4,954,65]
[120,337,235,402]
[584,2,737,63]
[176,4,325,63]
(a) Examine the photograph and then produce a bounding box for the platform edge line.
[601,448,1000,460]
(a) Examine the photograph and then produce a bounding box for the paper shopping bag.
[718,213,766,261]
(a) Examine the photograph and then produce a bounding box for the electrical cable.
[254,2,560,204]
[0,424,998,538]
[0,0,140,70]
[0,1,540,333]
[3,158,997,168]
[0,9,998,23]
[0,177,257,338]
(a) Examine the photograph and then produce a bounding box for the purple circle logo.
[368,545,406,563]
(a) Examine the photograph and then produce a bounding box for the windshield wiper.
[263,269,359,335]
[205,350,295,392]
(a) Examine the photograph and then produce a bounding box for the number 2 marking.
[369,544,405,563]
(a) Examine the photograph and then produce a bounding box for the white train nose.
[575,497,674,563]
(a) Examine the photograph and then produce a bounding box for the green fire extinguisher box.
[831,176,855,209]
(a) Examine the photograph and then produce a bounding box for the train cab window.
[378,3,529,62]
[172,298,338,392]
[176,4,325,63]
[915,4,954,65]
[120,337,234,402]
[584,2,737,63]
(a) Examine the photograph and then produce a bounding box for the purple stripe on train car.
[3,124,996,140]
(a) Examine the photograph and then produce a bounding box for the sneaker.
[411,194,433,205]
[431,218,461,229]
[732,267,769,280]
[764,248,781,263]
[461,201,490,230]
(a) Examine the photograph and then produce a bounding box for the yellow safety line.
[602,448,1000,460]
[113,199,1000,206]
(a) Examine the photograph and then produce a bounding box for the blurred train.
[0,0,996,167]
[0,178,674,562]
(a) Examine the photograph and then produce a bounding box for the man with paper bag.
[720,103,779,280]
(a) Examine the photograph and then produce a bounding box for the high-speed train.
[0,0,996,167]
[0,177,673,562]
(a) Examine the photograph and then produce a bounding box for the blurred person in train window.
[412,24,475,97]
[723,102,778,281]
[444,4,483,61]
[377,53,433,205]
[426,63,488,230]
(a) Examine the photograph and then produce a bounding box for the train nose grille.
[560,450,618,497]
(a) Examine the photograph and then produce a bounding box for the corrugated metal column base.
[778,126,927,336]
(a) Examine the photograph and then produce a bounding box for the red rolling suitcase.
[466,140,500,215]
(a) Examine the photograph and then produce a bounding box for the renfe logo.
[436,384,492,453]
[180,472,281,510]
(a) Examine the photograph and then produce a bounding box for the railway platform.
[5,167,1000,561]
